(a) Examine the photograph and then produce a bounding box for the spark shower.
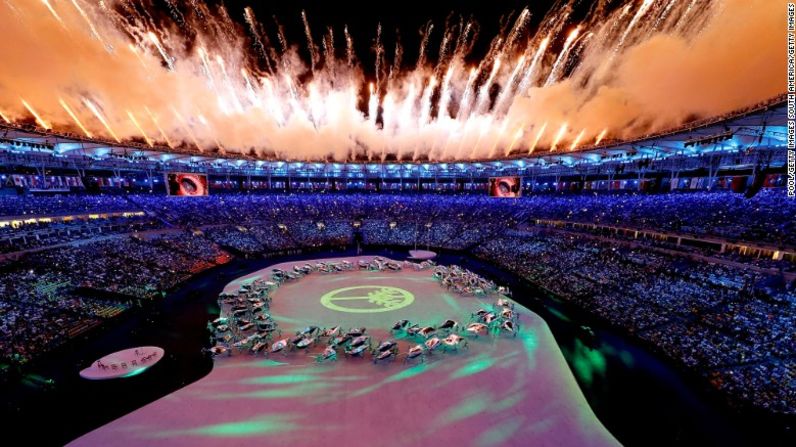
[0,0,783,161]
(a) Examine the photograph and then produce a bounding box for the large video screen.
[488,176,522,198]
[166,173,209,196]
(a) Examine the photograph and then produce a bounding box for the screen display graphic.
[166,173,209,196]
[488,177,522,198]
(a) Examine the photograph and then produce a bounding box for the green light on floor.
[437,394,490,424]
[568,339,607,386]
[22,373,54,388]
[525,418,556,436]
[491,393,523,412]
[255,359,288,367]
[452,354,496,378]
[213,383,331,400]
[545,306,571,322]
[520,331,539,370]
[440,293,465,313]
[351,363,436,398]
[157,415,298,438]
[349,383,381,397]
[476,418,524,446]
[619,350,634,367]
[121,367,149,378]
[386,363,430,383]
[270,315,308,325]
[243,374,317,385]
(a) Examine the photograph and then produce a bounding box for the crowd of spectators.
[474,230,795,414]
[0,269,128,366]
[515,189,796,247]
[0,216,162,254]
[0,232,229,367]
[0,194,135,217]
[144,193,521,252]
[4,190,794,255]
[0,189,793,414]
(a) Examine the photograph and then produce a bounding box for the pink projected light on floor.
[71,257,619,446]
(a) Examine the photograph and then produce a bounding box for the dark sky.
[204,0,564,72]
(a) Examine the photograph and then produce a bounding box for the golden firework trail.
[40,0,66,28]
[550,123,568,152]
[595,128,608,146]
[570,128,586,152]
[69,0,106,47]
[59,98,93,138]
[20,98,50,129]
[147,31,174,71]
[145,107,173,148]
[504,127,524,156]
[171,108,202,151]
[82,98,119,142]
[529,122,548,155]
[126,110,153,147]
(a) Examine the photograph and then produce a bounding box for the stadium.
[0,1,792,446]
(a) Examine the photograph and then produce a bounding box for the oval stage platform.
[408,249,437,260]
[70,256,619,447]
[79,346,164,380]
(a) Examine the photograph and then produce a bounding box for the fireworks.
[20,98,50,129]
[595,128,608,146]
[145,107,173,148]
[147,32,174,71]
[569,129,586,152]
[126,111,154,147]
[59,98,92,138]
[83,98,119,143]
[529,122,547,155]
[550,123,568,153]
[0,0,782,161]
[40,0,65,28]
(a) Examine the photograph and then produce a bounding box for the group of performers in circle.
[204,258,518,363]
[432,264,512,297]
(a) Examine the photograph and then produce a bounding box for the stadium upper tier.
[0,95,786,179]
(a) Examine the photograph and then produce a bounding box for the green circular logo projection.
[320,285,415,313]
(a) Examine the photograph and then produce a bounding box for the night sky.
[186,0,568,73]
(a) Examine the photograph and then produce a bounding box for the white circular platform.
[79,346,164,380]
[408,249,437,260]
